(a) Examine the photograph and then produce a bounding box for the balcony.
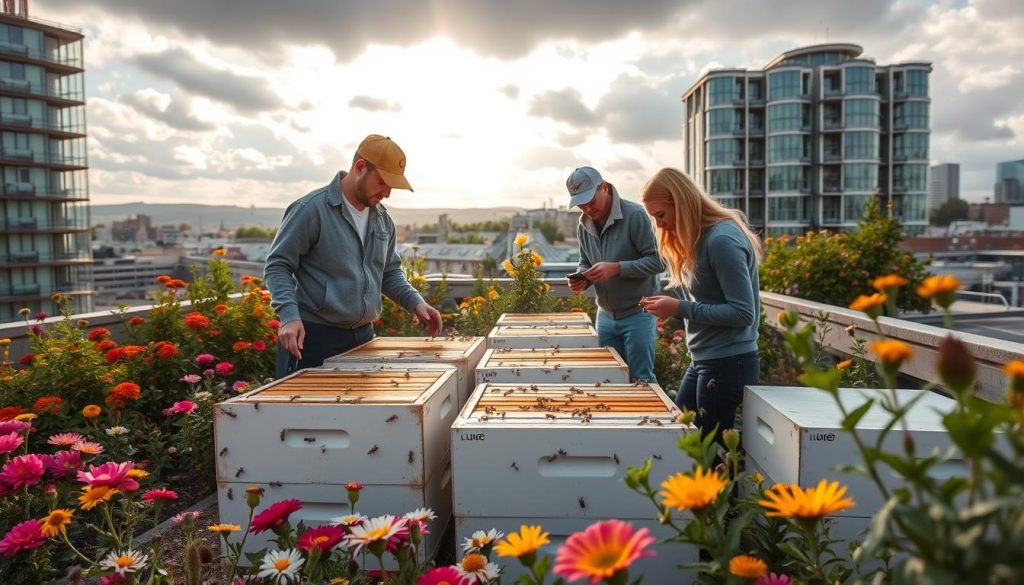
[0,148,88,169]
[0,250,91,266]
[0,218,90,232]
[0,41,84,73]
[822,120,843,131]
[0,112,86,137]
[0,184,88,200]
[823,182,843,193]
[822,152,842,162]
[0,77,85,105]
[823,88,844,99]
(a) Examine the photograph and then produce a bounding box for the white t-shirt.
[342,196,371,244]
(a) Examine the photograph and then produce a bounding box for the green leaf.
[855,496,896,562]
[842,399,875,431]
[776,541,811,563]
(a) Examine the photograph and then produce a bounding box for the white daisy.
[257,549,304,584]
[454,552,501,584]
[105,426,129,437]
[329,513,367,527]
[343,514,404,555]
[99,549,149,576]
[461,528,504,552]
[404,507,437,522]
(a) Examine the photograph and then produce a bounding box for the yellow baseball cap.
[357,134,413,191]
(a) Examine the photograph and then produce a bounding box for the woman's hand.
[639,295,679,319]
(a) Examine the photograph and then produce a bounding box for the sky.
[32,0,1024,209]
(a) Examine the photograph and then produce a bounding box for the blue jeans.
[596,310,657,384]
[676,351,760,439]
[275,321,374,379]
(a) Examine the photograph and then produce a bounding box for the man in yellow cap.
[265,134,443,378]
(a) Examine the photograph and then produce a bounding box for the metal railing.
[0,218,89,230]
[0,78,84,102]
[1,251,91,263]
[0,112,85,134]
[0,41,83,68]
[0,148,87,166]
[0,184,87,198]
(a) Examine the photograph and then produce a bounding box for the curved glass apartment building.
[682,44,931,236]
[0,6,91,322]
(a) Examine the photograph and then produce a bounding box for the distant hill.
[90,203,525,229]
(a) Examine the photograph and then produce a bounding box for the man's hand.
[583,262,621,283]
[567,276,590,292]
[639,295,680,319]
[278,320,305,359]
[414,302,444,337]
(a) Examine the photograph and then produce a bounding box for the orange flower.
[87,328,111,341]
[183,312,211,330]
[167,279,188,289]
[95,339,118,353]
[214,304,229,314]
[872,274,908,291]
[917,275,962,309]
[869,339,913,365]
[82,405,101,419]
[729,555,768,579]
[1004,359,1024,394]
[836,359,853,370]
[154,343,178,359]
[849,293,886,316]
[110,382,141,402]
[232,341,251,352]
[32,396,63,415]
[553,519,655,584]
[212,248,227,256]
[128,316,146,326]
[155,275,172,284]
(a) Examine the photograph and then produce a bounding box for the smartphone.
[566,271,588,282]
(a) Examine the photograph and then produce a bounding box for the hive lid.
[335,336,484,359]
[480,347,626,368]
[490,325,596,337]
[229,368,453,404]
[466,382,679,424]
[498,312,592,324]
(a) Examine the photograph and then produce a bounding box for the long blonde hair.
[640,167,762,288]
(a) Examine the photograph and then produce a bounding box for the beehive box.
[496,312,593,327]
[485,324,599,350]
[323,336,485,409]
[742,386,959,517]
[474,347,629,385]
[451,382,690,519]
[219,460,452,564]
[456,515,695,584]
[215,367,458,486]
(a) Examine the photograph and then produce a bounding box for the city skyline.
[32,0,1024,209]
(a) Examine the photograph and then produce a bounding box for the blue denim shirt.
[264,171,424,327]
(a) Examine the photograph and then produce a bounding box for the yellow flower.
[848,293,886,316]
[494,525,550,558]
[14,413,36,421]
[836,359,853,370]
[502,259,516,276]
[872,274,908,291]
[329,579,350,585]
[127,469,150,480]
[211,248,227,256]
[487,289,499,301]
[82,405,102,419]
[531,252,543,267]
[917,275,962,309]
[514,233,529,247]
[208,524,241,534]
[659,467,728,511]
[0,338,10,346]
[79,486,120,510]
[1004,359,1024,394]
[39,508,74,537]
[869,339,913,365]
[759,479,855,518]
[728,555,768,579]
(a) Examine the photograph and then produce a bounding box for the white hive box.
[456,515,695,584]
[218,461,452,564]
[452,382,690,519]
[486,324,599,350]
[742,386,959,518]
[496,312,593,327]
[323,336,485,409]
[475,347,629,385]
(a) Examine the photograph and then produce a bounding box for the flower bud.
[722,429,740,452]
[777,310,799,328]
[346,481,363,509]
[676,409,695,426]
[936,335,976,398]
[245,486,263,509]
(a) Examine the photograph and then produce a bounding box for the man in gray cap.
[565,166,665,383]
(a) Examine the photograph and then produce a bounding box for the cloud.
[528,88,599,127]
[348,96,402,112]
[595,74,686,143]
[956,65,1020,93]
[121,89,217,132]
[516,146,579,170]
[131,48,283,113]
[498,84,519,99]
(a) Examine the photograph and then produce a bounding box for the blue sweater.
[673,221,760,361]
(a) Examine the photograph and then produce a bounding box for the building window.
[707,138,742,166]
[768,70,801,100]
[768,165,807,192]
[768,195,807,222]
[894,102,929,129]
[906,70,928,97]
[844,195,872,222]
[893,164,928,191]
[707,109,741,136]
[768,135,807,163]
[767,103,807,131]
[707,169,743,194]
[844,163,878,191]
[843,132,879,160]
[845,99,880,128]
[845,67,876,95]
[749,169,765,192]
[893,133,928,160]
[708,77,737,106]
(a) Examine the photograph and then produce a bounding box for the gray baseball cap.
[566,166,603,207]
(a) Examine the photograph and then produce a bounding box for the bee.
[226,488,233,501]
[253,402,260,410]
[594,382,602,388]
[335,396,342,403]
[510,461,519,471]
[219,447,228,457]
[303,437,316,443]
[404,371,411,378]
[222,410,237,418]
[321,445,327,454]
[480,415,490,421]
[408,450,415,464]
[578,497,586,509]
[545,413,557,420]
[561,374,570,381]
[391,379,399,386]
[234,467,244,478]
[613,453,620,465]
[386,414,399,423]
[289,395,300,402]
[544,453,558,462]
[367,445,379,456]
[269,481,282,488]
[652,454,662,460]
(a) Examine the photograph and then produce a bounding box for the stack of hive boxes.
[214,365,459,562]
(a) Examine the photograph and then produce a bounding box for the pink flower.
[141,489,178,503]
[99,575,127,585]
[0,420,32,435]
[756,573,792,585]
[215,362,234,376]
[386,516,412,552]
[72,441,105,456]
[249,499,302,534]
[169,400,196,415]
[47,432,85,447]
[0,454,45,490]
[33,312,48,321]
[179,374,202,384]
[252,340,267,352]
[297,525,346,553]
[44,450,83,479]
[417,567,469,585]
[231,381,251,393]
[203,369,215,378]
[267,320,280,330]
[0,432,23,455]
[76,461,139,491]
[0,520,45,557]
[30,325,43,335]
[553,519,656,584]
[195,354,216,366]
[172,511,201,524]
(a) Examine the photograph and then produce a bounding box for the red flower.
[417,567,469,585]
[0,407,26,421]
[118,345,147,359]
[167,279,188,289]
[32,396,63,415]
[232,341,251,352]
[215,362,234,376]
[183,312,211,330]
[214,304,229,314]
[95,339,118,352]
[104,348,124,363]
[128,316,146,326]
[252,340,267,352]
[107,382,141,408]
[249,499,302,534]
[267,320,280,330]
[87,328,111,341]
[141,489,178,503]
[154,343,178,359]
[297,525,346,553]
[346,482,364,492]
[0,519,45,557]
[155,275,172,284]
[18,354,34,366]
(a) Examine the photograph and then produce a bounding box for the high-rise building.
[929,163,960,210]
[0,1,91,322]
[680,43,931,236]
[994,159,1024,204]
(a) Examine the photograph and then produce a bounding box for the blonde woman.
[638,168,762,438]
